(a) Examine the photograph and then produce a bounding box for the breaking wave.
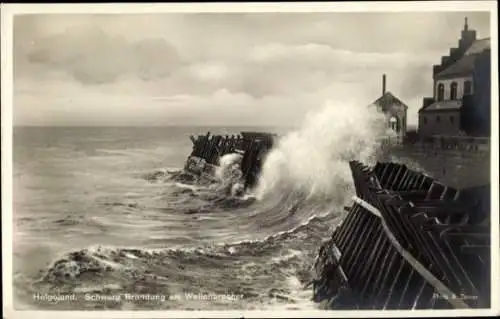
[255,100,392,200]
[27,210,340,311]
[15,100,395,310]
[214,153,245,197]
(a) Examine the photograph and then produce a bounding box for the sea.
[12,108,388,311]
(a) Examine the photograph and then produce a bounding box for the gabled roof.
[369,91,408,111]
[435,38,490,79]
[419,100,463,112]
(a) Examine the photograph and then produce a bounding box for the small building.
[418,18,491,137]
[368,74,408,141]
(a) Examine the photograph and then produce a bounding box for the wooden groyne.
[313,161,491,309]
[184,131,276,188]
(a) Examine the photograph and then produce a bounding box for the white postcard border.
[2,2,498,318]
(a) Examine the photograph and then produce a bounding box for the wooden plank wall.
[186,132,275,188]
[313,161,491,310]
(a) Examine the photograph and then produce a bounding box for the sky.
[12,11,491,127]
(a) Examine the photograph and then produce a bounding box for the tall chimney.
[382,74,386,95]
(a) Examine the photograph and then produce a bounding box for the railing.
[401,135,490,152]
[313,161,490,309]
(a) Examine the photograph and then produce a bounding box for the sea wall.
[377,138,490,189]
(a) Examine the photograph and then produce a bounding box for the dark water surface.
[13,126,346,310]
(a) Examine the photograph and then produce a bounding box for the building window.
[437,83,445,101]
[389,116,398,132]
[450,115,454,123]
[450,82,458,100]
[436,115,440,123]
[464,80,472,95]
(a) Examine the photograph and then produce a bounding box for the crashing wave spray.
[214,153,245,196]
[255,100,396,201]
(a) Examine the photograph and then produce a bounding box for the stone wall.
[377,140,490,189]
[419,109,462,136]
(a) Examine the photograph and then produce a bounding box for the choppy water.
[12,101,391,311]
[12,126,352,311]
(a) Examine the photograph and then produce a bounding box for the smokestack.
[382,74,387,95]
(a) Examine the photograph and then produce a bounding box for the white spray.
[255,100,396,201]
[215,153,245,196]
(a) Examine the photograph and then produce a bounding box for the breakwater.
[312,161,490,309]
[181,131,491,310]
[186,132,491,190]
[184,131,276,188]
[184,132,491,190]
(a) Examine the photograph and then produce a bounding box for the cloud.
[188,61,230,82]
[12,12,492,126]
[17,24,182,84]
[248,42,429,66]
[14,72,368,127]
